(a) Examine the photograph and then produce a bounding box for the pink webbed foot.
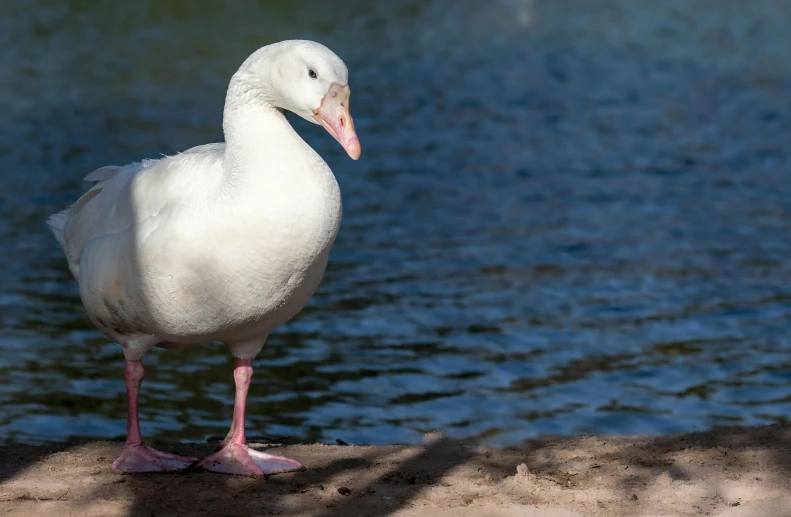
[196,443,304,476]
[111,443,198,473]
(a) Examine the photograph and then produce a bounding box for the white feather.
[47,41,349,361]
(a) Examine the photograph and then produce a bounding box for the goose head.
[240,40,361,160]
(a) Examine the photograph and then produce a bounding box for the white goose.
[47,40,361,475]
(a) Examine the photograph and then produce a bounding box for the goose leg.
[196,358,303,476]
[111,360,197,473]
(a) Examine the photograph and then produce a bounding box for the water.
[1,0,791,446]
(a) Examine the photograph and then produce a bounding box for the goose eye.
[308,69,318,79]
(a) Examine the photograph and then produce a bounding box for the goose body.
[47,40,361,475]
[52,138,341,357]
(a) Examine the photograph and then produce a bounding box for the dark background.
[1,0,790,447]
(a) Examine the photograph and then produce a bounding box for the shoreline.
[1,423,790,517]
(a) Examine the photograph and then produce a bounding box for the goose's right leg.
[111,359,197,473]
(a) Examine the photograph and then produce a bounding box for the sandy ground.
[1,424,791,517]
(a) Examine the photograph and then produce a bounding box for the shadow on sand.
[1,424,791,516]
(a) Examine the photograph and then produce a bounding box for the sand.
[1,423,790,517]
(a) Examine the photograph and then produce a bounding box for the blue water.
[1,0,791,446]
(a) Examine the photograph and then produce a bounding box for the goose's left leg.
[196,339,303,476]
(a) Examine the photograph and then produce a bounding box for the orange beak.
[313,83,361,160]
